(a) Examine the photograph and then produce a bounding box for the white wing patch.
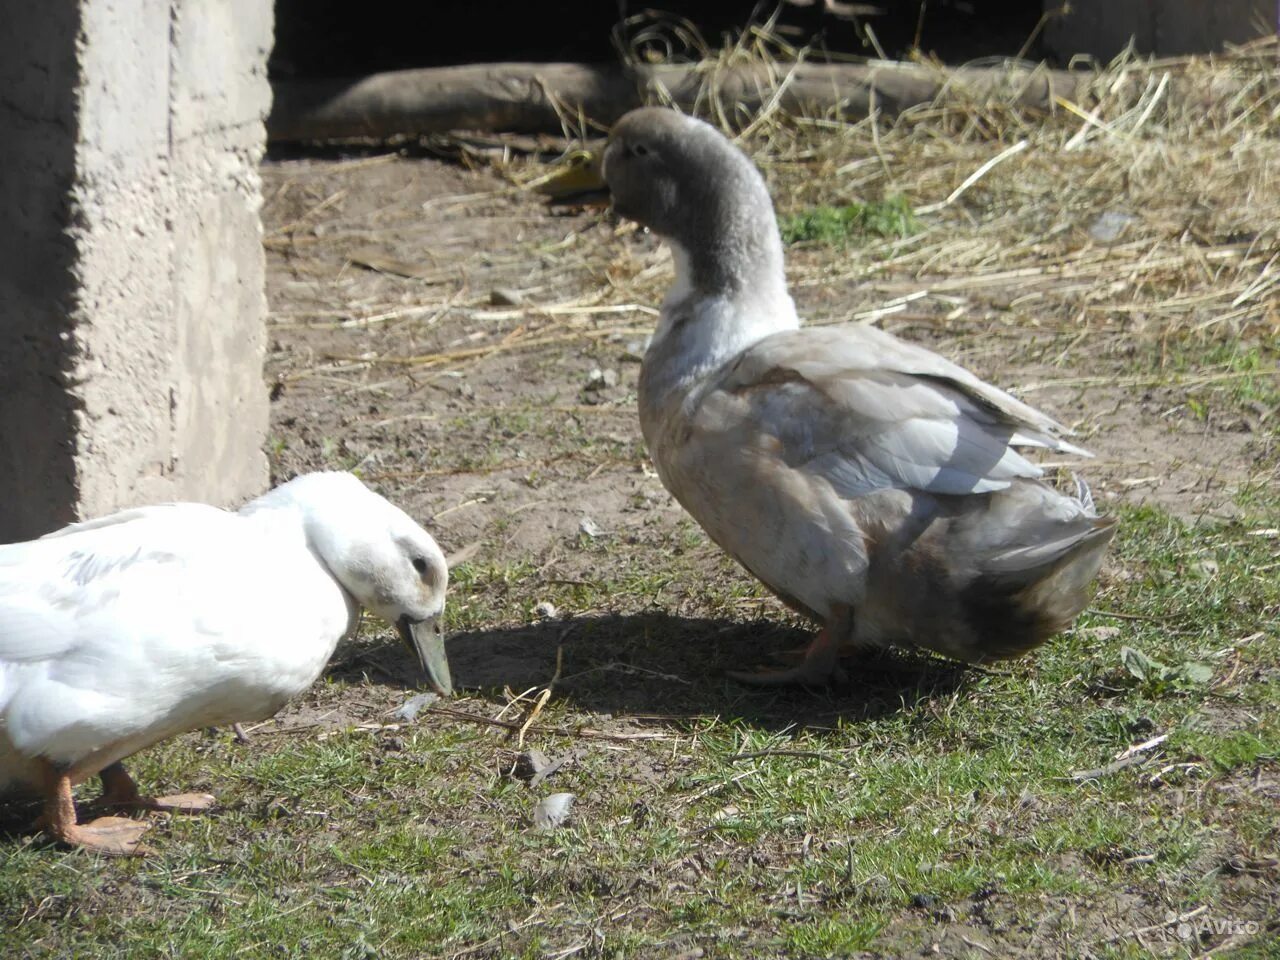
[0,509,205,669]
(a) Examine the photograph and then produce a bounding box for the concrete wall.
[1045,0,1277,61]
[0,0,272,540]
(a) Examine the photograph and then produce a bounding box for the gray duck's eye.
[628,142,650,158]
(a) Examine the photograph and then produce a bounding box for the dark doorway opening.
[269,1,1046,79]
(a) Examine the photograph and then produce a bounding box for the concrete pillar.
[0,0,272,540]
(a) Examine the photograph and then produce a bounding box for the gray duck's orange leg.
[729,605,852,687]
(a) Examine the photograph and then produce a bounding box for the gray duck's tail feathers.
[954,510,1118,662]
[1072,472,1097,512]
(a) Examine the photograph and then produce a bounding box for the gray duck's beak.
[397,613,453,697]
[536,149,610,207]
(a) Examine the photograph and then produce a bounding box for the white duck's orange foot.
[96,762,215,813]
[56,816,153,857]
[98,790,217,814]
[148,793,216,813]
[38,761,153,855]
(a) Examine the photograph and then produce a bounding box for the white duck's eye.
[411,556,429,575]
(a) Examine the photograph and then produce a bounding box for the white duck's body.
[0,472,450,853]
[0,502,354,796]
[603,108,1116,682]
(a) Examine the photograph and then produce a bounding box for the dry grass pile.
[760,45,1278,345]
[542,30,1280,351]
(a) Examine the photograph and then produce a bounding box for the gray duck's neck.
[668,204,789,303]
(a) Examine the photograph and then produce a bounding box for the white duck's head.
[242,472,452,696]
[601,108,787,298]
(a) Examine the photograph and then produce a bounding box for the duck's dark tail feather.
[956,513,1118,662]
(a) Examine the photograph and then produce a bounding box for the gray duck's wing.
[711,324,1090,500]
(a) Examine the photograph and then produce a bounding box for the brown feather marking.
[728,365,808,394]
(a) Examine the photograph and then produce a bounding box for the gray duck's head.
[602,108,786,295]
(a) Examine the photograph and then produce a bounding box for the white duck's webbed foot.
[728,607,852,687]
[97,761,216,814]
[61,816,154,857]
[147,793,217,812]
[40,761,153,857]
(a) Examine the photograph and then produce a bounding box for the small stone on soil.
[489,287,524,306]
[512,748,552,782]
[1087,210,1137,242]
[584,367,618,391]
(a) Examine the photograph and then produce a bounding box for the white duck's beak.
[397,614,452,697]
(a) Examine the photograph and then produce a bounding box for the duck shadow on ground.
[424,612,975,732]
[0,614,972,842]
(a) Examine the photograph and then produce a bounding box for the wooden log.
[267,60,1095,142]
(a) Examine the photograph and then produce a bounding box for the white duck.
[600,108,1117,685]
[0,471,450,855]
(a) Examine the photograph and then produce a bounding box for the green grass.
[1139,338,1280,424]
[3,492,1276,957]
[779,196,919,246]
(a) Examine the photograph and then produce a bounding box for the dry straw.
[270,25,1278,402]
[518,21,1279,362]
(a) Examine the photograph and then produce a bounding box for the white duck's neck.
[238,478,363,615]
